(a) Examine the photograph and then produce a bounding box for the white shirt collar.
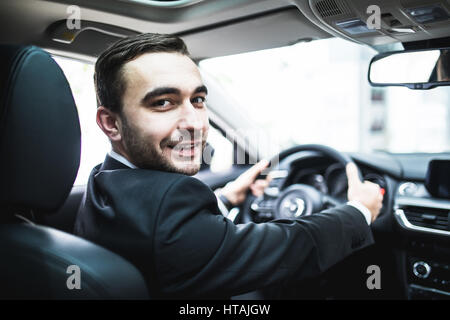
[108,150,138,169]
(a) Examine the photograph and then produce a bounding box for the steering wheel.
[241,144,363,223]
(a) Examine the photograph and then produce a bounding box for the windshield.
[199,38,450,155]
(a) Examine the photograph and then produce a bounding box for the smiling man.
[105,51,209,175]
[74,33,383,299]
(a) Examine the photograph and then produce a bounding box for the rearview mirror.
[368,48,450,89]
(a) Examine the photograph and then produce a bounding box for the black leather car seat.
[0,44,149,299]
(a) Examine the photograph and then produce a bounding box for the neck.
[109,148,138,169]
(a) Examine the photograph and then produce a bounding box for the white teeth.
[174,142,200,147]
[166,141,202,150]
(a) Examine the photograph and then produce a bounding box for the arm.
[153,176,374,299]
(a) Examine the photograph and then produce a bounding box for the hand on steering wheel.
[219,159,271,206]
[242,144,379,223]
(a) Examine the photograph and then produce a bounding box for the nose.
[178,100,204,131]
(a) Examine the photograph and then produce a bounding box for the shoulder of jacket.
[95,167,208,192]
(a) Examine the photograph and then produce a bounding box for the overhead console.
[294,0,450,47]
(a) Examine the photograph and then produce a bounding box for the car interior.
[1,0,450,300]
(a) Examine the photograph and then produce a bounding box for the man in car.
[74,33,383,299]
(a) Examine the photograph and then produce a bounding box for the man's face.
[118,52,209,175]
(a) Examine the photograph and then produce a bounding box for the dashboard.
[273,152,450,299]
[221,149,450,299]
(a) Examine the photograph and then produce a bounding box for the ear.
[96,106,122,142]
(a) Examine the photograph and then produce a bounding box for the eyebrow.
[194,85,208,95]
[141,87,180,105]
[141,85,208,105]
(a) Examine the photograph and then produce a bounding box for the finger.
[346,162,362,188]
[364,180,380,188]
[252,179,269,189]
[250,184,265,197]
[241,159,270,181]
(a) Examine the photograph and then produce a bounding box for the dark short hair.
[94,33,189,113]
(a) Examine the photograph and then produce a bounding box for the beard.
[120,115,207,176]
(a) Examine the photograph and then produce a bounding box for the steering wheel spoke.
[322,194,346,209]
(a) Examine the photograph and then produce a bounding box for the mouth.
[166,140,203,158]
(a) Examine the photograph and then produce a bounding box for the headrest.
[0,45,81,214]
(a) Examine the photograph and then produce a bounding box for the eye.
[152,99,172,108]
[192,96,206,107]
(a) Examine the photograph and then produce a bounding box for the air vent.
[402,206,449,231]
[315,0,351,18]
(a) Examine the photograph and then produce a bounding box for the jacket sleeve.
[153,175,374,298]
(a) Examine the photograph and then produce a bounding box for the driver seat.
[0,44,149,299]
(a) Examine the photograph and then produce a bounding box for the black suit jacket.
[74,155,374,299]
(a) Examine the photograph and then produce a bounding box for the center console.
[406,240,450,299]
[394,179,450,300]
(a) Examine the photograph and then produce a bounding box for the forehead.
[122,52,202,90]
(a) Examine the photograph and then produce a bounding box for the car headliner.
[0,0,333,60]
[4,0,450,61]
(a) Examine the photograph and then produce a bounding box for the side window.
[53,56,109,185]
